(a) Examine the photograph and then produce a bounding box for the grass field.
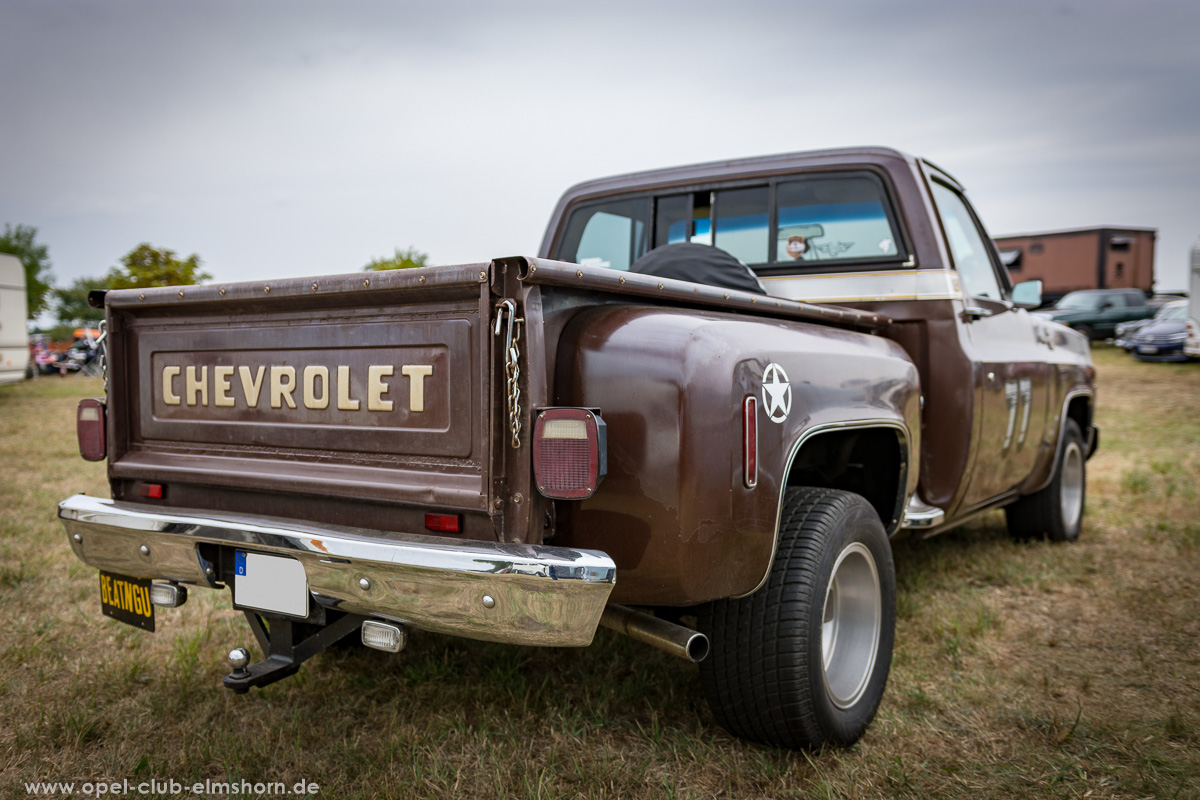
[1,346,1198,799]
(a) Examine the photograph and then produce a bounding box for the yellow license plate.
[99,571,155,632]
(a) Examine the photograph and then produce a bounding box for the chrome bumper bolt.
[139,545,150,556]
[359,577,371,591]
[482,595,496,609]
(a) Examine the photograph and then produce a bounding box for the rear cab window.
[775,176,901,263]
[553,171,910,277]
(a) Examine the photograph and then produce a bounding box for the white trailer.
[0,253,30,385]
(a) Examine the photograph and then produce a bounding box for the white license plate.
[1138,345,1159,354]
[234,552,309,617]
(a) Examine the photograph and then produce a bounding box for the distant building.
[993,226,1156,304]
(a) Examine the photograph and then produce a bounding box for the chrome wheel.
[1060,440,1084,531]
[821,541,882,709]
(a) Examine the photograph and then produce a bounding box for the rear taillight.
[425,513,462,533]
[533,408,607,500]
[139,483,164,499]
[77,398,106,462]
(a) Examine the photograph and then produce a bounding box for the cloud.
[1,0,1197,289]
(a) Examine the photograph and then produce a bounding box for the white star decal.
[761,363,792,423]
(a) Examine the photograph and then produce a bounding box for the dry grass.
[1,348,1198,799]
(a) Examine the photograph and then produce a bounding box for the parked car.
[1115,300,1188,351]
[1186,237,1200,358]
[1129,301,1191,361]
[1033,288,1154,340]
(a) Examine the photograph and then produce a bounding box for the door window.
[931,182,1004,301]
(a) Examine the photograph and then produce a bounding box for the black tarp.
[628,243,766,295]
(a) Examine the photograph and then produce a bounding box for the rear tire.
[1006,419,1086,542]
[698,488,896,749]
[1072,324,1095,340]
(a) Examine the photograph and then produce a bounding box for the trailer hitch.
[223,609,366,694]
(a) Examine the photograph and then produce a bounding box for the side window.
[931,182,1003,301]
[558,199,649,271]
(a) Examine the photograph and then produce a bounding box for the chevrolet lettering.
[61,147,1097,751]
[158,362,434,413]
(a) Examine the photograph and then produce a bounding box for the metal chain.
[506,321,523,448]
[96,319,109,395]
[494,301,524,449]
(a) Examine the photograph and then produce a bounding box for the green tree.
[53,276,108,328]
[363,246,430,271]
[0,223,54,319]
[105,243,210,289]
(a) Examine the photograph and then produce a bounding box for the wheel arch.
[1066,393,1093,440]
[736,420,910,599]
[1023,389,1095,495]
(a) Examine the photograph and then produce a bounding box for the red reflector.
[744,395,758,488]
[76,398,107,462]
[533,408,607,500]
[424,513,461,533]
[139,483,164,499]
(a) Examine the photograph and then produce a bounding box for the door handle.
[961,306,994,321]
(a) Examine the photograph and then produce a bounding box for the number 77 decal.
[1002,377,1034,451]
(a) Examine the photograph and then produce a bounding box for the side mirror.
[1011,279,1043,308]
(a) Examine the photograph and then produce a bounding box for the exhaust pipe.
[600,604,709,663]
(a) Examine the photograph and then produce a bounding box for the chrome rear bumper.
[58,494,616,647]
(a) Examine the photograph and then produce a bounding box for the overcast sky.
[2,0,1198,301]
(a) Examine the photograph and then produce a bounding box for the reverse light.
[743,395,757,488]
[533,408,607,500]
[76,398,107,462]
[361,620,407,653]
[149,582,188,608]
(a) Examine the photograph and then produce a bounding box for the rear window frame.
[552,166,915,277]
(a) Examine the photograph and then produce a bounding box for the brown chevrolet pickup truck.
[60,147,1097,750]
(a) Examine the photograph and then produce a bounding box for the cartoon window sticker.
[879,238,894,254]
[786,235,808,260]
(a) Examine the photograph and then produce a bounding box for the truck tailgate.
[102,265,493,527]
